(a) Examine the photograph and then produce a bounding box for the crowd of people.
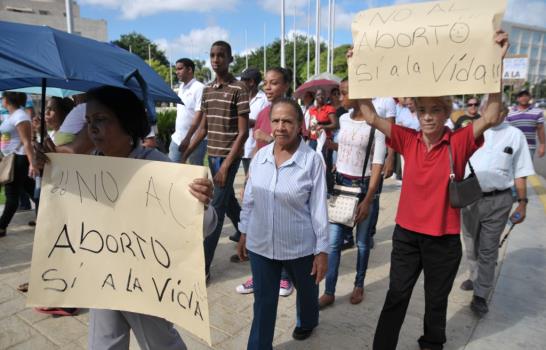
[0,29,544,350]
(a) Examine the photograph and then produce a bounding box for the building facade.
[0,0,107,41]
[502,20,546,84]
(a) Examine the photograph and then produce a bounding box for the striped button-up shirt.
[239,139,329,260]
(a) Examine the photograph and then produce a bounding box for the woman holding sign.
[35,86,217,350]
[348,31,509,350]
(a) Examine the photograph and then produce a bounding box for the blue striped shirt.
[239,139,329,260]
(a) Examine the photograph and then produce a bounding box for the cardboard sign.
[349,0,507,98]
[27,154,211,345]
[503,56,529,82]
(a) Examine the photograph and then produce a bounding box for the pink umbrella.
[294,79,340,99]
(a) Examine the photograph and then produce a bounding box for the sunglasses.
[467,103,479,107]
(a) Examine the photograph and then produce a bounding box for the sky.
[78,0,546,63]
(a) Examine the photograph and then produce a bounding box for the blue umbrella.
[8,87,82,98]
[0,21,179,105]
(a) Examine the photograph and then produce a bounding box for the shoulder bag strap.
[448,143,475,182]
[361,127,376,179]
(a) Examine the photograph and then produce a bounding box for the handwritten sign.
[349,0,507,98]
[27,154,211,345]
[503,56,529,82]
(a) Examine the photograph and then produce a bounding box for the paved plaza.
[1,172,546,350]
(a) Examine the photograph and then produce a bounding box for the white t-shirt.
[396,107,420,131]
[0,108,30,156]
[171,79,204,145]
[243,90,269,158]
[372,97,396,119]
[335,112,386,177]
[466,122,535,192]
[59,103,86,134]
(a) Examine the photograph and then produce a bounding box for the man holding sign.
[348,0,508,349]
[29,86,217,348]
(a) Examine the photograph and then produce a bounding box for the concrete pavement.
[1,173,545,350]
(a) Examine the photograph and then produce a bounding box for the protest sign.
[349,0,507,98]
[503,56,529,82]
[27,154,212,345]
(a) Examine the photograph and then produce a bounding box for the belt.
[482,188,510,197]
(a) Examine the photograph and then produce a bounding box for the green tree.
[112,32,169,66]
[194,59,212,83]
[231,35,337,88]
[149,59,172,85]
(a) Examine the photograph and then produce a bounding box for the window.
[531,47,540,59]
[5,6,34,13]
[521,30,531,44]
[520,44,529,55]
[532,32,542,44]
[511,28,522,42]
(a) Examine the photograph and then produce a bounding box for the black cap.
[241,68,262,84]
[516,89,531,98]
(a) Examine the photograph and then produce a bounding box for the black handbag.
[447,144,482,208]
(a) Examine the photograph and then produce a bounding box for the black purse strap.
[361,127,376,179]
[447,144,475,181]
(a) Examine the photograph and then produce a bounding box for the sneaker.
[229,253,248,263]
[279,279,293,297]
[460,279,474,291]
[470,295,488,317]
[236,277,254,294]
[341,240,355,251]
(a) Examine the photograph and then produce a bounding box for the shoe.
[228,233,241,243]
[34,307,78,317]
[341,240,355,251]
[292,327,314,340]
[17,206,32,212]
[229,253,248,263]
[460,279,474,291]
[0,228,5,238]
[350,287,364,304]
[470,295,488,317]
[279,279,293,297]
[318,294,335,309]
[28,221,36,227]
[236,277,254,294]
[17,282,29,292]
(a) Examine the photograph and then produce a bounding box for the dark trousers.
[204,156,241,274]
[0,154,38,229]
[373,225,462,350]
[247,251,319,350]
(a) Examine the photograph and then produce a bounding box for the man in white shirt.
[168,58,205,165]
[460,108,535,318]
[240,68,269,174]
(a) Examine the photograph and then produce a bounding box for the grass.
[0,187,5,205]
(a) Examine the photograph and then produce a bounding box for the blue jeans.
[168,139,207,165]
[204,156,241,274]
[325,174,373,295]
[247,251,319,350]
[367,176,384,238]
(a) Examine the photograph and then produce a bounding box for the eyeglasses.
[467,103,479,107]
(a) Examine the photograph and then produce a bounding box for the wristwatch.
[517,198,528,204]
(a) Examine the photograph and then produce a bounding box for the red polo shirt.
[387,124,483,236]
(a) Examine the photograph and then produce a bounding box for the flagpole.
[331,0,335,74]
[245,29,248,69]
[315,0,320,75]
[264,22,267,75]
[281,0,286,68]
[306,0,311,80]
[327,0,331,74]
[293,2,297,92]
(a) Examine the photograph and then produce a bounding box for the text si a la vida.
[352,2,503,85]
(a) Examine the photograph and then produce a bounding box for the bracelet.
[517,198,528,204]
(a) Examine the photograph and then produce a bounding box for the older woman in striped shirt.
[237,98,329,350]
